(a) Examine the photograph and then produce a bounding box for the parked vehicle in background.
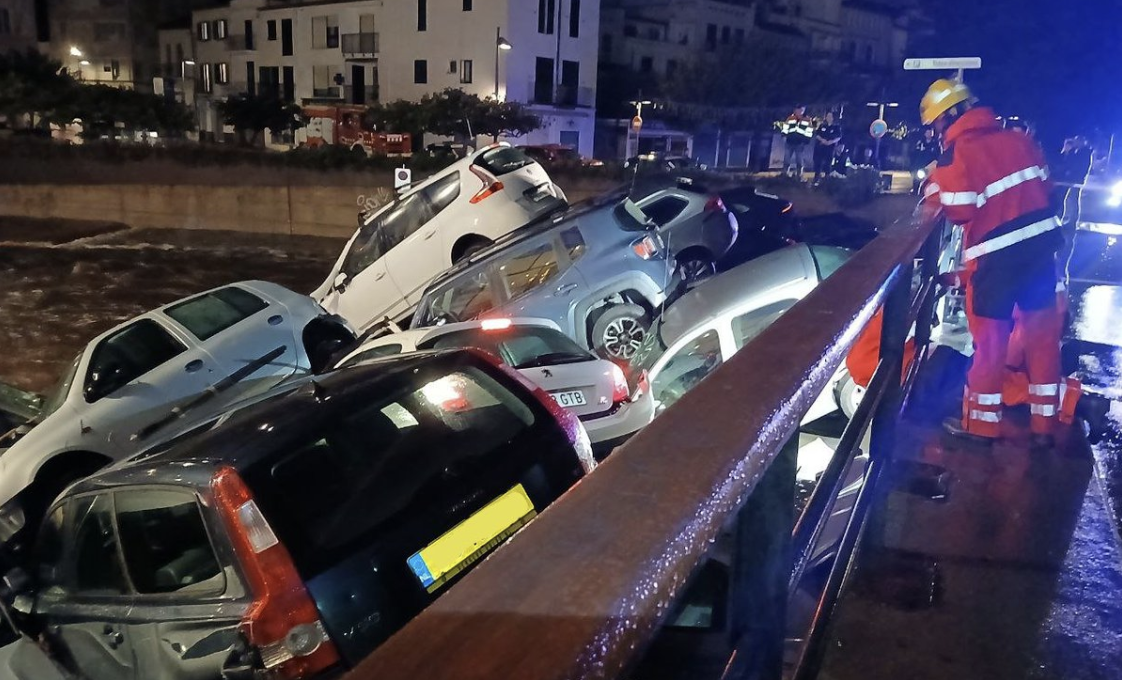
[632,178,739,283]
[624,153,697,173]
[314,143,567,332]
[518,144,604,168]
[411,195,680,362]
[337,318,653,453]
[629,244,853,423]
[0,281,354,545]
[299,104,412,157]
[1,350,593,680]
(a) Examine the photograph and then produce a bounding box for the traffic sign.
[869,119,888,139]
[631,115,643,133]
[394,167,412,190]
[903,57,982,71]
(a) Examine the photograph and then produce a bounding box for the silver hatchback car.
[411,196,683,361]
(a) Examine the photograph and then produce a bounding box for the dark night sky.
[907,0,1122,150]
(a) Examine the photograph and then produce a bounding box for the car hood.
[0,384,41,427]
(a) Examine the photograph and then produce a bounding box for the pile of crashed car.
[0,143,868,679]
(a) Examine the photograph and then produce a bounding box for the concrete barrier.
[0,180,617,239]
[0,184,369,239]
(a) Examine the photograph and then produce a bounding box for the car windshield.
[415,268,496,326]
[475,147,535,176]
[418,326,593,369]
[38,354,81,420]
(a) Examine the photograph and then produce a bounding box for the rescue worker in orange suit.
[919,79,1063,449]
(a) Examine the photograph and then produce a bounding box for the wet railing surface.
[344,215,942,680]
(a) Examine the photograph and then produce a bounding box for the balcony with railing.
[225,34,252,51]
[342,32,379,59]
[529,81,595,108]
[344,85,379,106]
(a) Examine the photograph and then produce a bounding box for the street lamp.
[69,46,82,57]
[494,27,512,101]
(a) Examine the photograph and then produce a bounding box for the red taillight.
[481,318,513,331]
[212,467,340,679]
[469,166,504,204]
[609,362,630,404]
[781,202,793,214]
[704,195,725,213]
[469,349,597,473]
[633,369,650,402]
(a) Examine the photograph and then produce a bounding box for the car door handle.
[268,314,283,326]
[102,625,124,649]
[374,271,386,281]
[184,359,204,373]
[422,230,436,240]
[555,283,579,296]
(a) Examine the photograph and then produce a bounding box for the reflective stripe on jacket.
[924,107,1057,265]
[782,116,815,141]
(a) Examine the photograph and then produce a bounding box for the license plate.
[552,390,587,408]
[530,184,553,202]
[406,485,536,594]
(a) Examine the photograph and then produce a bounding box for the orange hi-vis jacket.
[924,107,1059,272]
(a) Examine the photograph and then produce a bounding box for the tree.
[66,85,194,139]
[217,93,305,146]
[364,89,540,147]
[0,49,79,129]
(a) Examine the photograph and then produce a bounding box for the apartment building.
[169,0,600,155]
[761,0,910,69]
[0,0,40,53]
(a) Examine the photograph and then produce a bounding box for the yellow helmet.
[920,79,974,125]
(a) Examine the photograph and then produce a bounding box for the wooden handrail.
[345,217,937,680]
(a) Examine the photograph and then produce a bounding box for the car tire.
[834,373,865,420]
[591,304,650,361]
[676,252,717,285]
[453,237,493,263]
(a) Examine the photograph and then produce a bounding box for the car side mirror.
[84,362,127,402]
[1,568,31,601]
[333,272,349,293]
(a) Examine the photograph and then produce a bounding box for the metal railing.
[529,81,595,107]
[342,32,379,57]
[344,213,944,680]
[343,85,379,105]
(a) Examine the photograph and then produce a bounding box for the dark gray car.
[411,195,683,361]
[1,350,593,680]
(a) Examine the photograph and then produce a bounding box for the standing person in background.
[781,105,814,179]
[1054,136,1092,290]
[813,111,843,186]
[831,142,851,177]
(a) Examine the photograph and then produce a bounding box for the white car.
[314,143,567,332]
[630,245,854,425]
[0,281,354,542]
[336,318,653,452]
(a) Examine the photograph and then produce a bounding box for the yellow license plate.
[406,484,537,593]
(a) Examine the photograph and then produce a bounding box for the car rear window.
[418,326,592,369]
[115,489,223,594]
[242,365,538,576]
[165,287,269,341]
[474,147,535,176]
[416,269,497,325]
[808,246,853,281]
[612,200,652,232]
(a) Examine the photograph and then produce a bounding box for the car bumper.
[581,391,655,448]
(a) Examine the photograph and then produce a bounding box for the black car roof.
[68,350,494,494]
[424,187,631,288]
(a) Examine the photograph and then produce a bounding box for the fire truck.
[298,104,412,156]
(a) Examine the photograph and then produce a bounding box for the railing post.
[869,262,913,463]
[726,433,798,680]
[913,229,942,351]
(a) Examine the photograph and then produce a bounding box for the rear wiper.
[513,353,592,369]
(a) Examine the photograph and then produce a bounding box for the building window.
[639,56,652,72]
[414,59,427,84]
[623,24,637,37]
[533,56,554,104]
[245,20,254,49]
[569,0,580,37]
[721,25,730,44]
[705,24,716,50]
[201,63,212,92]
[283,65,294,101]
[267,19,277,41]
[313,64,338,97]
[460,59,472,84]
[259,66,279,98]
[734,28,744,44]
[463,0,472,9]
[448,60,457,73]
[417,0,427,31]
[217,62,228,84]
[538,0,555,34]
[197,21,210,41]
[281,18,293,55]
[559,59,578,105]
[246,61,256,95]
[215,19,227,40]
[312,16,339,49]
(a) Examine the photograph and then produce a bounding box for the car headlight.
[1108,180,1122,208]
[0,499,26,544]
[916,168,927,180]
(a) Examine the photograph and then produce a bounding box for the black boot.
[1075,393,1111,445]
[941,417,994,448]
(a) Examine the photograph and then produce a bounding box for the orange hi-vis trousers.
[1003,287,1080,424]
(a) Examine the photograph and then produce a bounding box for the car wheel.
[453,237,493,263]
[835,373,865,420]
[592,304,650,361]
[677,254,717,285]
